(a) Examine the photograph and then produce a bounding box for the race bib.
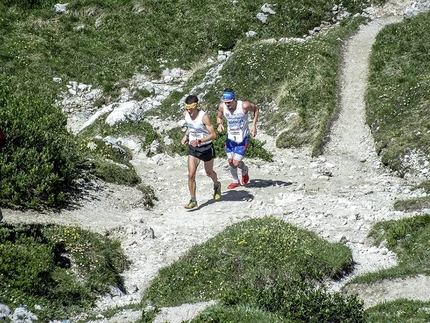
[227,127,244,143]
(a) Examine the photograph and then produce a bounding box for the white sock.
[229,165,239,182]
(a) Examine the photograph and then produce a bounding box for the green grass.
[346,214,430,285]
[393,180,430,212]
[78,117,161,153]
[0,222,129,322]
[394,196,430,212]
[142,217,365,322]
[76,136,142,186]
[341,214,430,322]
[1,0,376,96]
[366,299,430,323]
[365,12,430,179]
[416,180,430,194]
[143,217,353,307]
[190,304,287,323]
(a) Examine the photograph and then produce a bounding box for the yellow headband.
[185,102,198,110]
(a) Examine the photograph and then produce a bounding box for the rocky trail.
[3,1,430,322]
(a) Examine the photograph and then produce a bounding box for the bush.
[0,223,129,321]
[220,277,365,323]
[0,237,54,296]
[0,76,80,208]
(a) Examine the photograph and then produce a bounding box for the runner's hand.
[190,139,200,147]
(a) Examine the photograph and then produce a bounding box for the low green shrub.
[78,137,133,164]
[0,236,54,296]
[392,181,430,212]
[2,0,56,9]
[78,118,161,154]
[0,77,80,208]
[75,134,142,186]
[219,277,365,323]
[135,307,159,323]
[0,223,129,321]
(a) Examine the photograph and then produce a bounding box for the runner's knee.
[232,160,241,167]
[188,173,196,181]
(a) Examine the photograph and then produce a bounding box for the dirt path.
[2,1,429,322]
[322,7,430,309]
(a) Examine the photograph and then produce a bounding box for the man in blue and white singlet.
[216,88,259,189]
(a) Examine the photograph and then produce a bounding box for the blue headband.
[222,91,235,101]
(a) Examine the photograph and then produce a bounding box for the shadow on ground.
[246,178,293,188]
[191,179,293,210]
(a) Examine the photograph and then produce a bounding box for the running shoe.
[184,200,198,209]
[242,171,250,185]
[213,183,221,200]
[227,182,240,189]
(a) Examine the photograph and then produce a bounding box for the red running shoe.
[227,182,240,189]
[242,172,249,185]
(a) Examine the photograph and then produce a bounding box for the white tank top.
[223,100,250,143]
[185,110,212,145]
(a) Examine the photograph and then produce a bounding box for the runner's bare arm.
[243,101,259,137]
[181,129,189,145]
[181,110,189,145]
[216,103,225,132]
[201,114,217,143]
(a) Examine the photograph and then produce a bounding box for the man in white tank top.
[216,88,259,189]
[181,95,221,209]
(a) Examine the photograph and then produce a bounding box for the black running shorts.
[188,142,216,162]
